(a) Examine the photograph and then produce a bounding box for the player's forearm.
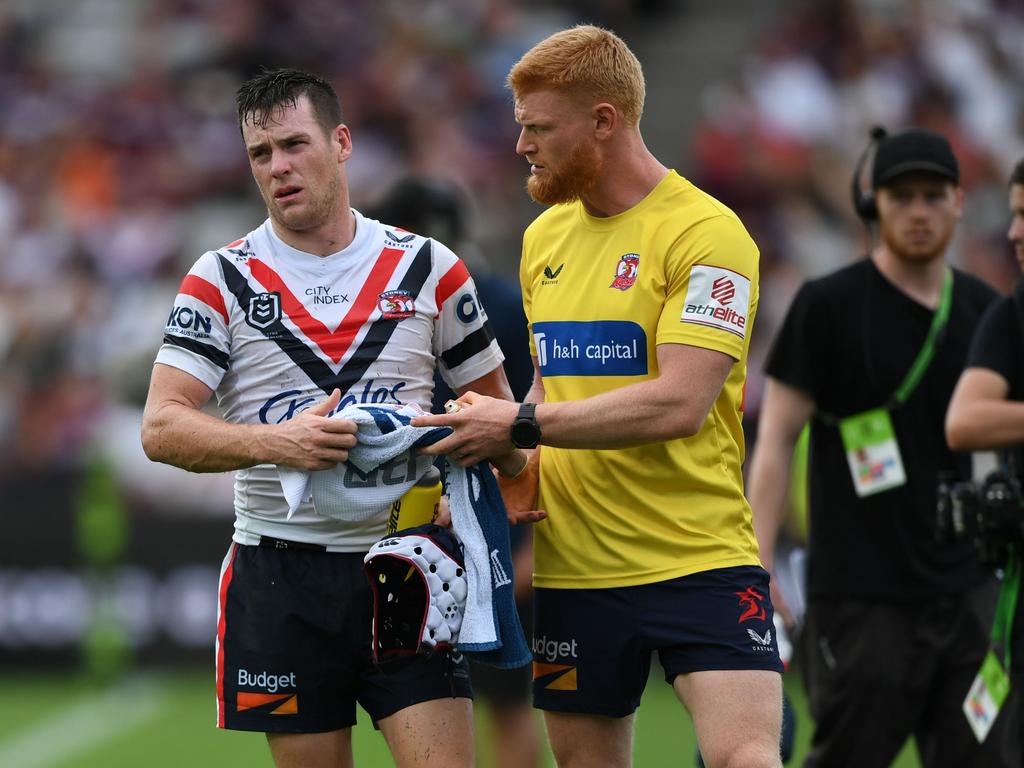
[524,378,546,406]
[536,378,706,449]
[946,401,1024,451]
[141,402,272,473]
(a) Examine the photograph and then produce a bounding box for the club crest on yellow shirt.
[610,253,639,291]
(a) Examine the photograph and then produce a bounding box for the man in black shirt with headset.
[946,156,1024,762]
[748,128,1020,766]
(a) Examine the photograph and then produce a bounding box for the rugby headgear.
[363,523,468,661]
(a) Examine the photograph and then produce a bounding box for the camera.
[936,470,1024,566]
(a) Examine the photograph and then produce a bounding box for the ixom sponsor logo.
[532,320,648,377]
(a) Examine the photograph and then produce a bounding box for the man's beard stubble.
[267,171,341,233]
[526,139,602,206]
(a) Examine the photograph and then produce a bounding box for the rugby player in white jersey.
[141,68,522,768]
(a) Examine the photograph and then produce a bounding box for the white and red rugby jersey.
[155,209,504,551]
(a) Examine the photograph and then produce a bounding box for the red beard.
[526,139,602,206]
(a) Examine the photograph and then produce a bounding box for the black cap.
[872,129,959,188]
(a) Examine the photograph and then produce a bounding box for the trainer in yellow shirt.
[521,169,760,588]
[414,25,783,765]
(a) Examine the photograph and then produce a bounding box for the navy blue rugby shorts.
[215,541,472,733]
[532,565,783,717]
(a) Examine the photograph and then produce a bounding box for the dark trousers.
[802,581,1020,768]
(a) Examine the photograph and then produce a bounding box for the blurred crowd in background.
[1,0,1023,517]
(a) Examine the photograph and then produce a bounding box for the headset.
[850,126,888,221]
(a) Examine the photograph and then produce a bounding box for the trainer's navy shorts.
[216,541,472,733]
[532,565,783,717]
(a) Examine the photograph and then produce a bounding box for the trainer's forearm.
[536,379,705,449]
[141,402,274,473]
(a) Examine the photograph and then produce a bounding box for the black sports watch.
[509,403,541,449]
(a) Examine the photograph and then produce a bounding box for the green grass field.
[0,668,921,767]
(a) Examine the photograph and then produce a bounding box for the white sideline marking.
[0,676,168,768]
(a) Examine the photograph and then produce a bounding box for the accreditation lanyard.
[888,267,954,408]
[830,268,953,497]
[963,553,1020,743]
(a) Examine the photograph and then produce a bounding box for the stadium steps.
[619,0,800,170]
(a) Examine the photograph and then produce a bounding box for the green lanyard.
[991,553,1021,670]
[818,267,953,425]
[889,267,954,408]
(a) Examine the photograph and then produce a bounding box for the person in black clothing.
[947,157,1024,454]
[946,156,1024,760]
[368,177,543,768]
[747,129,1020,767]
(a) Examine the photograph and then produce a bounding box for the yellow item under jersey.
[521,171,761,589]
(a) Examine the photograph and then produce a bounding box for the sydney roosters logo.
[378,290,415,320]
[735,586,766,623]
[610,253,639,291]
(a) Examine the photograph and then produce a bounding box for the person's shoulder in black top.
[967,292,1024,401]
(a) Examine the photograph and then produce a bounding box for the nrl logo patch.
[378,289,415,320]
[246,292,281,330]
[610,253,639,291]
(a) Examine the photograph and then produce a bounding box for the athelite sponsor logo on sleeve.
[680,265,751,339]
[532,321,648,377]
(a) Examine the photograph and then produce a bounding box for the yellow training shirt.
[521,171,761,589]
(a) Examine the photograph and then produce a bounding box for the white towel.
[446,460,530,668]
[278,403,446,521]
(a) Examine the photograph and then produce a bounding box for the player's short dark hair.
[236,68,342,136]
[1010,158,1024,187]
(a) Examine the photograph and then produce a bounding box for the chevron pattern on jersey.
[216,240,433,396]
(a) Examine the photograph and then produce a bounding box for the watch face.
[511,419,539,448]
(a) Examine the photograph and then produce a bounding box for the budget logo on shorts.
[236,668,298,715]
[246,292,281,329]
[378,290,415,320]
[735,586,767,623]
[532,634,579,691]
[681,265,751,339]
[610,253,639,291]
